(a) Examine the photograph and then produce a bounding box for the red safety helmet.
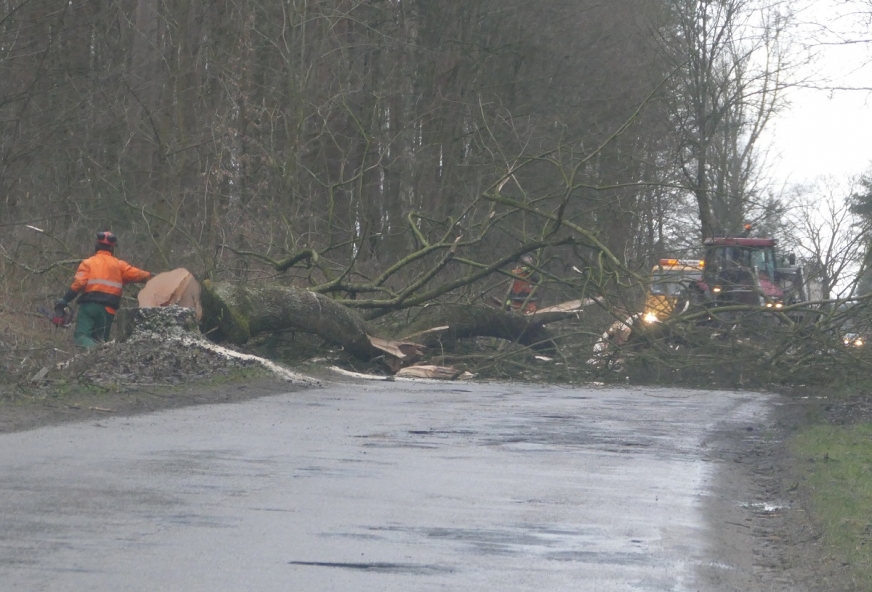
[96,231,118,246]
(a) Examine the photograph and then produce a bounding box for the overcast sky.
[765,1,872,187]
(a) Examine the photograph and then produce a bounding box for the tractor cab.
[702,237,784,308]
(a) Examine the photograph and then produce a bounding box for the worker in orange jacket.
[55,231,153,348]
[506,254,540,313]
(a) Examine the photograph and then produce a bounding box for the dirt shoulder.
[697,390,860,591]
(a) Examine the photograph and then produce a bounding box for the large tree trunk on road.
[201,280,377,359]
[401,304,557,352]
[198,282,567,361]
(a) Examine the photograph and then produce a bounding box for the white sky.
[769,86,872,185]
[765,2,872,187]
[761,2,872,294]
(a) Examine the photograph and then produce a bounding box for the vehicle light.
[774,302,783,309]
[843,335,864,347]
[765,302,773,308]
[642,312,660,324]
[712,285,722,293]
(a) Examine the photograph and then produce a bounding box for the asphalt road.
[0,379,779,591]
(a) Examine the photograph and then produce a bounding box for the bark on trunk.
[401,304,557,352]
[201,280,376,359]
[199,282,564,360]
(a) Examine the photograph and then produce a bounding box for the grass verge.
[791,422,872,587]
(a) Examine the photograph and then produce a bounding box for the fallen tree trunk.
[136,272,587,364]
[198,281,573,357]
[399,304,558,351]
[200,280,378,359]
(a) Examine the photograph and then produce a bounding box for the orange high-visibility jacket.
[509,265,537,301]
[64,250,150,313]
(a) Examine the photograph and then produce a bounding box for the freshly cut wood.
[367,335,425,360]
[532,298,601,315]
[368,335,426,371]
[395,365,466,379]
[138,268,203,320]
[588,314,638,366]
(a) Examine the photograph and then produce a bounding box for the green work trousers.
[74,302,115,348]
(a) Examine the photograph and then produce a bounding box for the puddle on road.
[740,501,788,513]
[288,560,452,575]
[353,523,654,566]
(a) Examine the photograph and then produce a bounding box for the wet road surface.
[0,380,774,591]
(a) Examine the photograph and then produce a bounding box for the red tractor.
[589,230,810,364]
[697,235,807,313]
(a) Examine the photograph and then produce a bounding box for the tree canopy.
[7,0,872,387]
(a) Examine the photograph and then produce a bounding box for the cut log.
[138,268,203,319]
[367,335,426,361]
[588,313,638,366]
[395,365,472,380]
[532,297,602,315]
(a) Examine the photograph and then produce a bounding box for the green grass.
[791,423,872,584]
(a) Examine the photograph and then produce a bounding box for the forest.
[2,0,872,384]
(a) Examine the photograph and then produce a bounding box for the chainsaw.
[37,301,74,328]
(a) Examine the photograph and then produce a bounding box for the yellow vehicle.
[641,259,704,325]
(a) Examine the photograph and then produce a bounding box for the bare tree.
[784,176,871,300]
[660,0,795,239]
[847,169,872,294]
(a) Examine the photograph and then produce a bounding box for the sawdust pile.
[65,306,317,387]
